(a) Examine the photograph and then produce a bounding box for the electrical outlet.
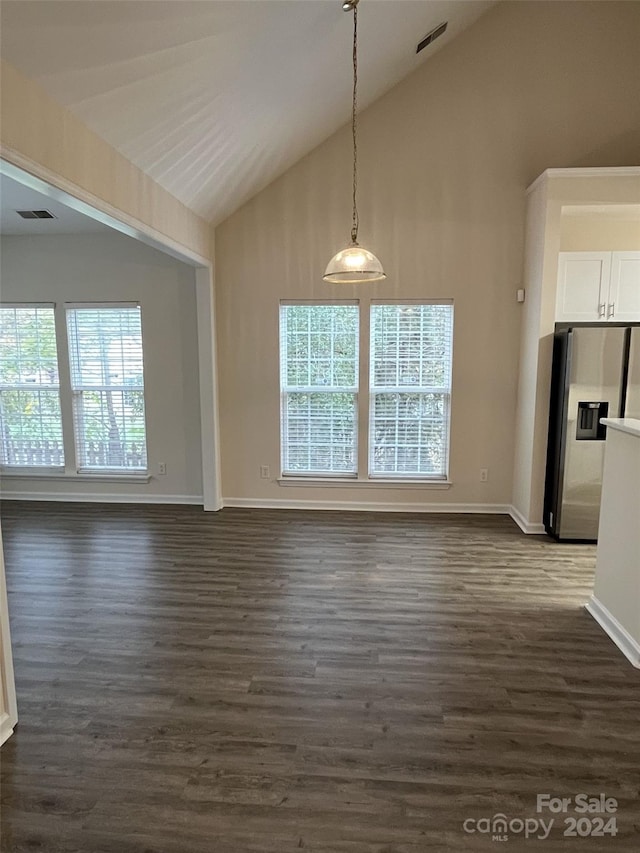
[260,465,270,479]
[158,462,167,476]
[480,468,488,483]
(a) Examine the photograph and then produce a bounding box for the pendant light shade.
[323,0,385,284]
[323,244,386,283]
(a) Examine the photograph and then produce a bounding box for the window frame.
[65,302,149,474]
[279,298,454,485]
[0,302,65,471]
[279,300,360,478]
[0,301,150,479]
[368,300,454,481]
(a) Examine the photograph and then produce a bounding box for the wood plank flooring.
[1,502,639,852]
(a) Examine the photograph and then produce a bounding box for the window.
[66,306,147,471]
[0,302,149,476]
[279,301,453,481]
[370,303,453,478]
[0,305,64,467]
[280,304,359,475]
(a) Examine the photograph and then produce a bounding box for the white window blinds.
[66,306,147,471]
[369,303,453,478]
[0,305,64,467]
[280,304,359,475]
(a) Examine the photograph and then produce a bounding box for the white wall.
[589,422,640,666]
[0,232,203,502]
[512,171,640,531]
[0,525,17,746]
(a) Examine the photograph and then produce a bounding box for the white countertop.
[601,418,640,439]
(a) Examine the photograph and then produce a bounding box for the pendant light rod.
[349,0,359,245]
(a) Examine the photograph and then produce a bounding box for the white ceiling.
[0,0,494,225]
[0,173,112,235]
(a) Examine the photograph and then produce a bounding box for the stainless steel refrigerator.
[544,324,640,541]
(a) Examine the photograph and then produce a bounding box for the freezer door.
[624,327,640,419]
[559,327,626,540]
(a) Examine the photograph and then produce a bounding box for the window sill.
[278,477,451,489]
[0,469,152,484]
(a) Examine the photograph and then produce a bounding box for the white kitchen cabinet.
[609,252,640,321]
[556,251,640,322]
[556,252,611,321]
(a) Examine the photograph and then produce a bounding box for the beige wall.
[560,216,640,251]
[0,60,213,261]
[215,1,640,507]
[0,234,203,502]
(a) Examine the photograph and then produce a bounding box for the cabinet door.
[608,252,640,321]
[556,252,610,322]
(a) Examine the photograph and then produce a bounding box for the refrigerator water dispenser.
[576,401,608,440]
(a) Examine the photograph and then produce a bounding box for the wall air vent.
[416,21,448,54]
[16,209,57,220]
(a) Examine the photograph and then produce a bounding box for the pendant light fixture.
[323,0,386,284]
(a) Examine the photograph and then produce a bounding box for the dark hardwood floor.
[1,502,639,852]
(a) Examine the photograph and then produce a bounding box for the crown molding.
[526,166,640,195]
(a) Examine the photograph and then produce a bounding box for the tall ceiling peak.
[0,1,494,224]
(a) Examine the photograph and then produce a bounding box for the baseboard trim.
[586,596,640,668]
[1,491,551,526]
[222,497,511,514]
[508,504,546,535]
[0,491,203,505]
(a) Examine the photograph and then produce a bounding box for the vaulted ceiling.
[0,1,494,224]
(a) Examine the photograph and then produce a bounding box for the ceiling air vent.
[416,21,447,54]
[16,209,57,220]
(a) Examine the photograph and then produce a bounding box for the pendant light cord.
[350,3,359,245]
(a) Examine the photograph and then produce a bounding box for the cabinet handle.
[598,303,606,318]
[607,302,615,318]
